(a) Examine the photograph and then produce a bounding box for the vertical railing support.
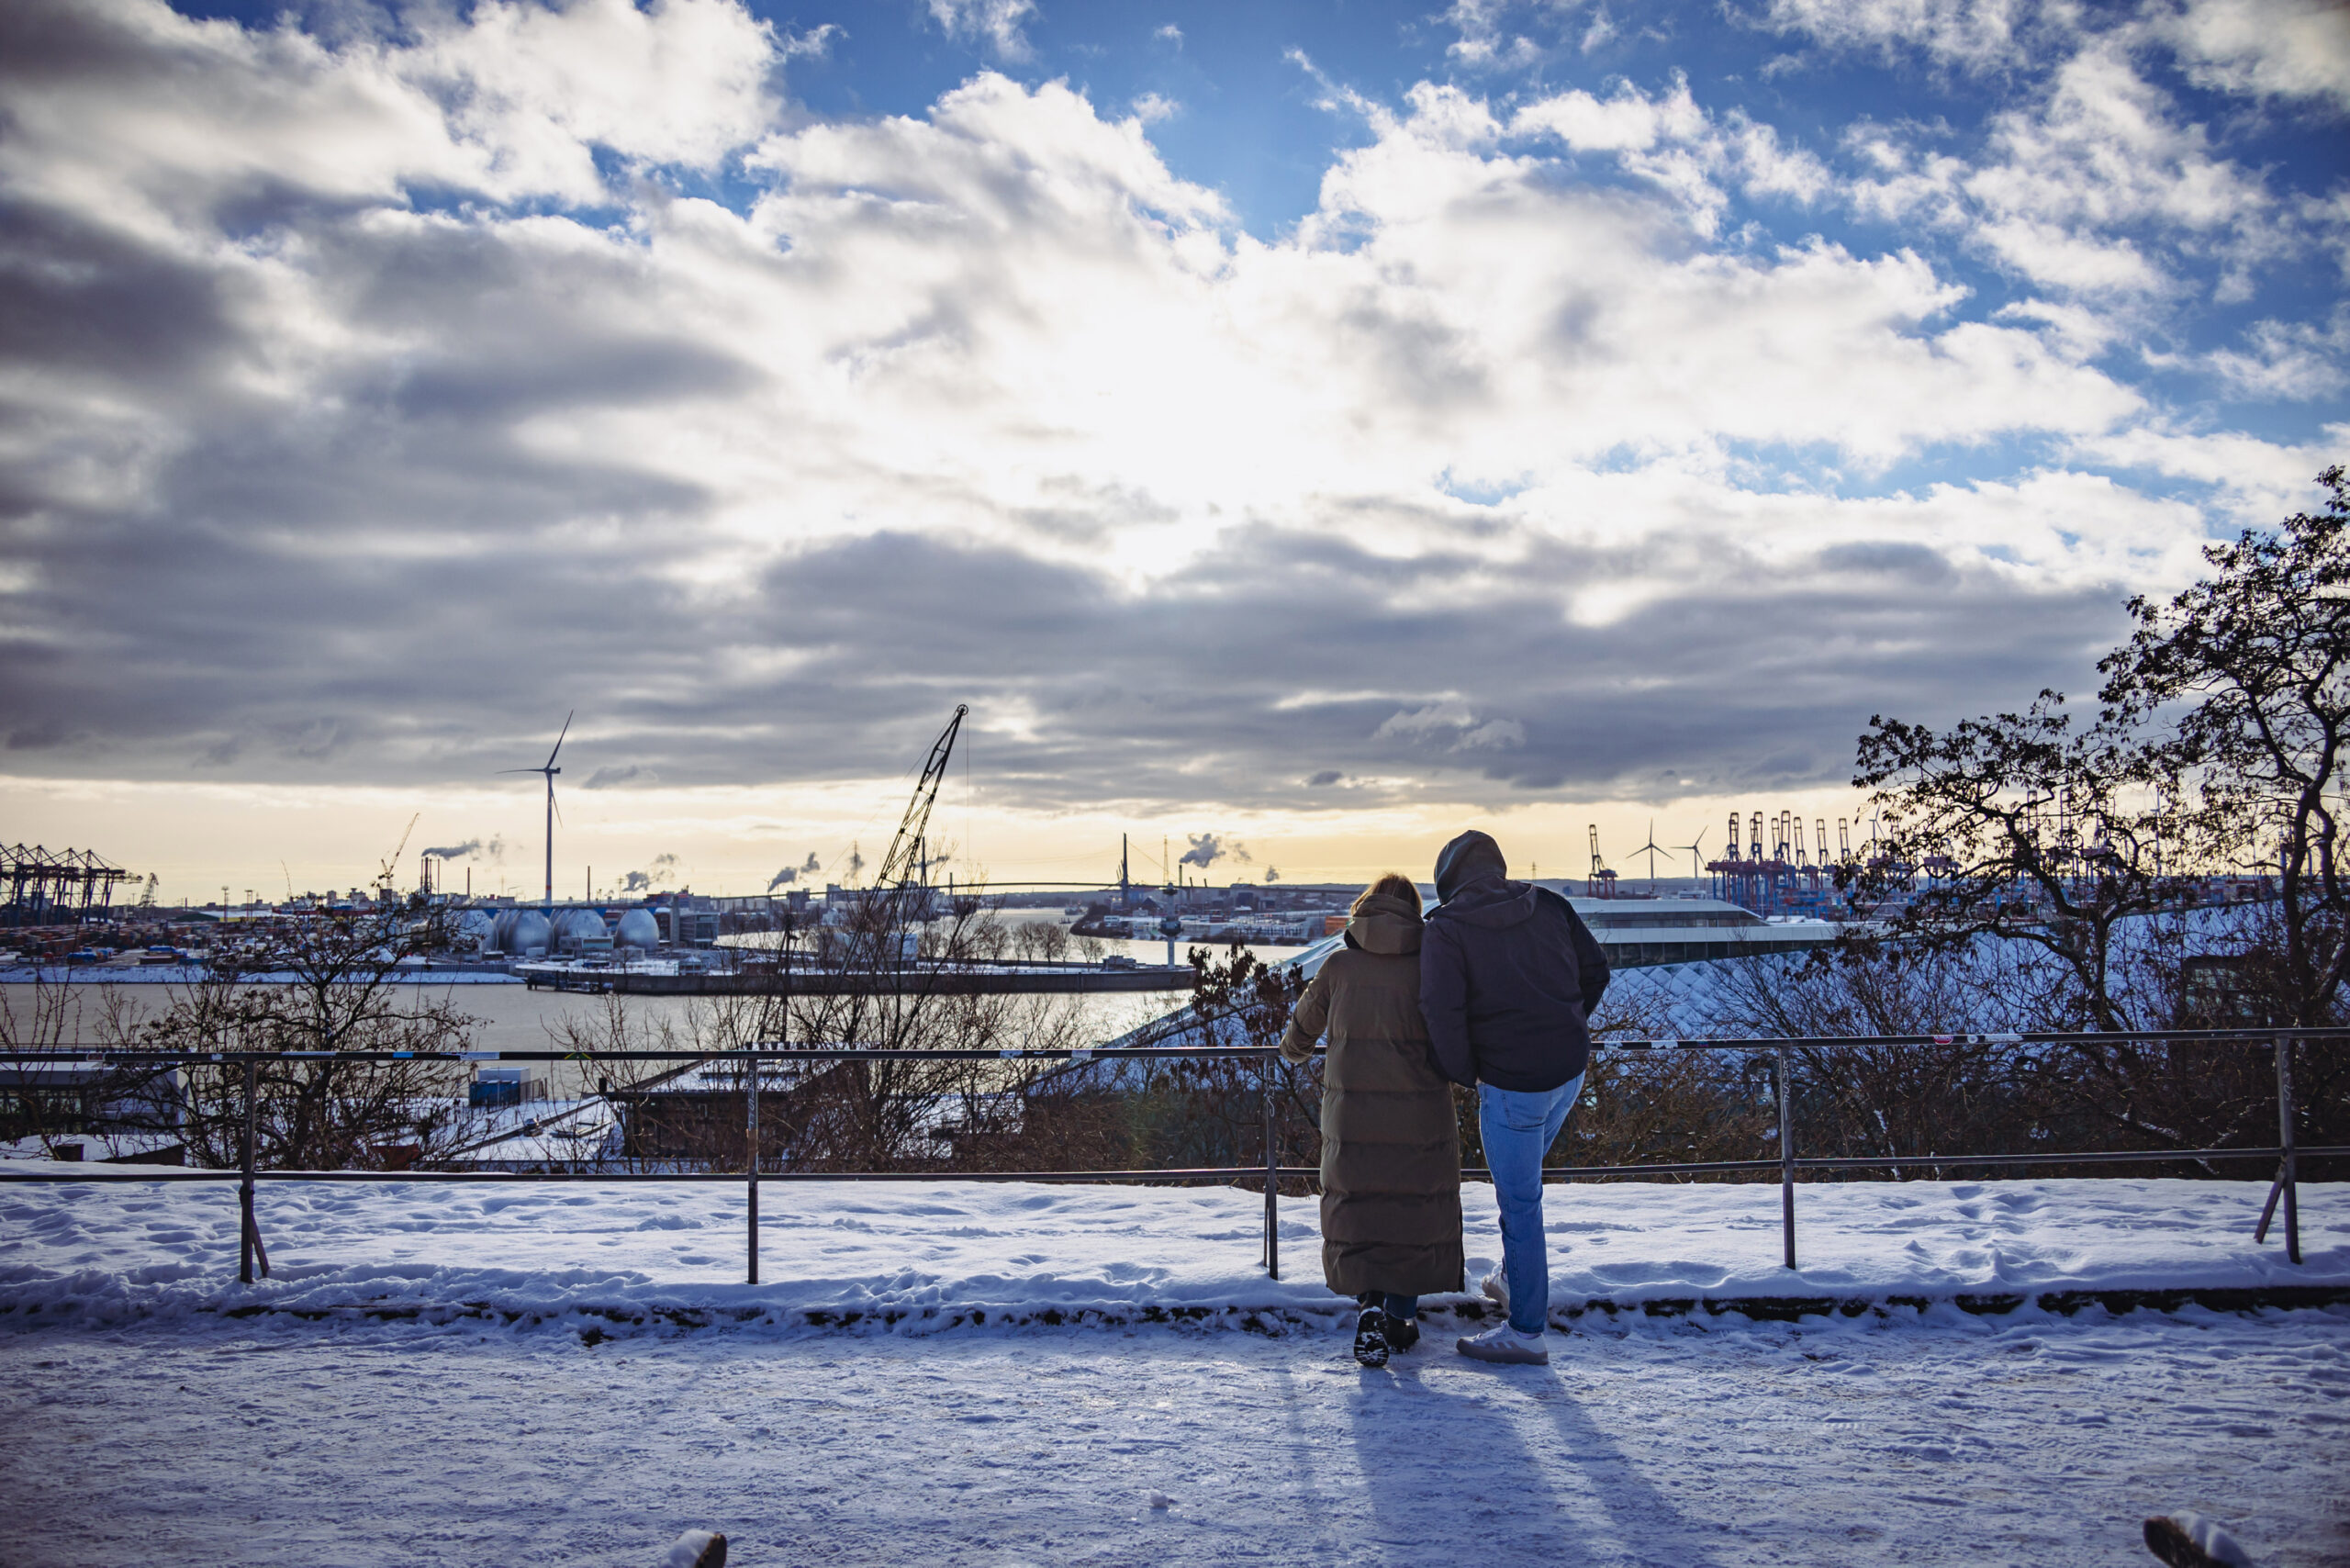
[237,1057,261,1284]
[2255,1035,2300,1265]
[1776,1044,1796,1271]
[746,1050,761,1285]
[1262,1050,1280,1281]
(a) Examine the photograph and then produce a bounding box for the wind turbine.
[1632,819,1668,890]
[1673,825,1708,891]
[500,711,571,913]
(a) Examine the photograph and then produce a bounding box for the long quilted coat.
[1280,893,1464,1298]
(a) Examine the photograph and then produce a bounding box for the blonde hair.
[1351,872,1420,915]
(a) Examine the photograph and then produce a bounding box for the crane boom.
[869,704,968,923]
[377,813,420,894]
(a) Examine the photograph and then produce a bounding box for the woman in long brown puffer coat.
[1280,873,1464,1367]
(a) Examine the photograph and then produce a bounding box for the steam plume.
[1179,833,1252,870]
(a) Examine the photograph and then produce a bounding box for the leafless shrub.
[0,913,484,1170]
[558,899,1150,1173]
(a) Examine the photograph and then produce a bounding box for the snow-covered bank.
[2,1176,2339,1331]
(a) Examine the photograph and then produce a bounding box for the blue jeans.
[1358,1292,1417,1319]
[1479,1075,1583,1335]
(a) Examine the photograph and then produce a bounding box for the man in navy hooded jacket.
[1419,830,1608,1364]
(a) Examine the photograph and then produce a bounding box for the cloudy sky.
[2,0,2344,899]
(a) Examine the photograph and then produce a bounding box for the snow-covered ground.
[3,1177,2345,1565]
[4,1281,2345,1565]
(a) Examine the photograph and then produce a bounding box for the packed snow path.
[3,1302,2346,1566]
[3,1176,2347,1563]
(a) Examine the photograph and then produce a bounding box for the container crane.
[1585,824,1617,899]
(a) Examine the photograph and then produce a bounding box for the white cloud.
[1771,1,2331,310]
[1508,78,1830,229]
[1444,0,1542,67]
[1826,33,2304,311]
[0,0,779,224]
[1373,704,1527,752]
[2154,0,2350,110]
[1759,0,2040,71]
[1375,701,1480,739]
[1963,40,2281,295]
[779,22,843,60]
[412,0,779,174]
[2207,308,2350,398]
[1768,0,2350,112]
[2071,422,2350,524]
[1510,78,1707,152]
[1457,719,1528,751]
[927,0,1038,61]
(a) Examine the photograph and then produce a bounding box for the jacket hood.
[1434,831,1508,902]
[1432,831,1536,928]
[1344,892,1424,956]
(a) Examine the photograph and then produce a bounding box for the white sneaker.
[1456,1322,1549,1365]
[1480,1270,1508,1310]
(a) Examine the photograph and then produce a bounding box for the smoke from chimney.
[1179,833,1252,870]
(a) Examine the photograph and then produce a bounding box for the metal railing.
[0,1029,2338,1290]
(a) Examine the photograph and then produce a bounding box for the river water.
[3,935,1311,1070]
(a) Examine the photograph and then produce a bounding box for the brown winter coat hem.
[1280,893,1464,1299]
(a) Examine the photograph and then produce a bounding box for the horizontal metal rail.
[1789,1147,2349,1172]
[0,1165,1313,1185]
[22,1046,1276,1064]
[7,1148,2339,1186]
[9,1024,2345,1065]
[5,1031,2333,1285]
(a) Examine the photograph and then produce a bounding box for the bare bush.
[0,913,485,1170]
[555,898,1151,1173]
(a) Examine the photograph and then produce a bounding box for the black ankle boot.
[1383,1312,1419,1353]
[1352,1306,1390,1367]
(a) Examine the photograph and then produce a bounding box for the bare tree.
[1837,465,2350,1173]
[111,909,480,1170]
[1851,691,2198,1032]
[562,895,1141,1172]
[2103,465,2350,1026]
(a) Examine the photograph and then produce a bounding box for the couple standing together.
[1279,829,1609,1368]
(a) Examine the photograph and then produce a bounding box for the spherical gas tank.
[552,908,607,950]
[613,908,661,949]
[498,909,553,957]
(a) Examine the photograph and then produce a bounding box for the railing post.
[2255,1035,2300,1265]
[238,1057,259,1284]
[746,1050,760,1285]
[1776,1044,1796,1271]
[1262,1049,1280,1281]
